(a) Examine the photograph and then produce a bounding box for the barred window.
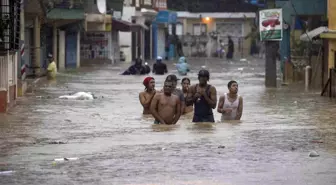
[0,0,20,51]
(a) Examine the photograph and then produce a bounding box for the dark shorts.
[192,114,215,123]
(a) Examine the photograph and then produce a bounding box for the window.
[193,24,207,35]
[176,23,183,35]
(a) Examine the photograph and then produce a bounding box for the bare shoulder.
[153,93,161,99]
[209,85,217,91]
[172,94,180,102]
[139,91,145,96]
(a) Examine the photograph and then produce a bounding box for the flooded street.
[1,58,336,185]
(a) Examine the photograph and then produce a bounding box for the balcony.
[44,0,84,10]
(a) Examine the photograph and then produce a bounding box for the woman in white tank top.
[217,81,243,121]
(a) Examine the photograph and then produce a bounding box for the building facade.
[176,12,256,58]
[0,0,21,112]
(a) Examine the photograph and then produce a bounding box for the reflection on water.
[1,58,336,185]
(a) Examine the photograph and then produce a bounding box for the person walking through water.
[226,36,234,60]
[152,56,168,75]
[176,56,190,76]
[47,54,57,80]
[181,78,193,114]
[150,81,181,124]
[217,80,243,121]
[139,77,156,114]
[186,69,217,122]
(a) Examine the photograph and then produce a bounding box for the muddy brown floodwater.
[1,58,336,185]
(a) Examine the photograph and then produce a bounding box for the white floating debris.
[309,151,320,157]
[240,58,247,62]
[201,65,206,69]
[293,101,298,104]
[161,148,166,151]
[238,68,244,71]
[54,157,79,162]
[145,62,148,65]
[0,171,15,175]
[59,92,94,100]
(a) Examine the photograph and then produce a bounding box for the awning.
[320,30,336,40]
[112,18,148,32]
[300,26,328,41]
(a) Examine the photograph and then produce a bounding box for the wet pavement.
[1,57,336,185]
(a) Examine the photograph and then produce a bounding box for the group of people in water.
[122,56,190,76]
[139,69,243,125]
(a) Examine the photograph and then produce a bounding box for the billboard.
[259,8,283,41]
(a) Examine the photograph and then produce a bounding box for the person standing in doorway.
[165,33,170,60]
[186,69,217,122]
[139,77,156,114]
[217,80,243,121]
[150,81,181,124]
[47,54,57,80]
[181,77,193,114]
[226,36,234,60]
[152,56,168,75]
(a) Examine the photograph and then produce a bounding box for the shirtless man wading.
[150,81,181,125]
[139,77,156,114]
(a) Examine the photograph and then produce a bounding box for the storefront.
[152,10,177,59]
[80,32,112,60]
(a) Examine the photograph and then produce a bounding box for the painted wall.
[327,0,336,69]
[276,0,327,23]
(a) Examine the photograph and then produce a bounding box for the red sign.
[153,0,167,11]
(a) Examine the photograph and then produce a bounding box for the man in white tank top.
[217,80,243,121]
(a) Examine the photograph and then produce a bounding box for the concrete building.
[119,0,158,62]
[176,12,256,58]
[0,0,21,112]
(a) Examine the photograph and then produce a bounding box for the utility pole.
[264,0,278,87]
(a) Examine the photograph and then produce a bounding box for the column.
[150,24,153,60]
[33,16,41,74]
[76,32,80,68]
[53,25,57,65]
[58,30,65,70]
[141,29,145,60]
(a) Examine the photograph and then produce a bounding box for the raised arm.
[150,94,166,124]
[235,96,243,120]
[217,96,225,113]
[185,85,195,104]
[139,92,155,108]
[202,86,217,109]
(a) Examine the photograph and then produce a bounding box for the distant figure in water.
[121,58,150,75]
[226,36,234,60]
[186,69,217,123]
[139,77,156,114]
[152,56,168,75]
[150,81,181,124]
[47,54,57,80]
[176,56,190,76]
[217,80,243,121]
[181,77,193,114]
